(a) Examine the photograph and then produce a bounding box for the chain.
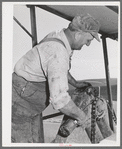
[86,88,98,143]
[91,97,97,143]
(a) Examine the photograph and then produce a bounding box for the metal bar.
[43,112,63,120]
[101,36,115,132]
[29,6,44,142]
[36,5,72,21]
[13,16,33,38]
[38,113,44,143]
[30,6,38,47]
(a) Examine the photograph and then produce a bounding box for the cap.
[69,14,101,42]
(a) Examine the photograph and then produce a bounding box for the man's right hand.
[59,99,87,126]
[76,81,92,89]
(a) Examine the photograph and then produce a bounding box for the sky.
[13,4,118,80]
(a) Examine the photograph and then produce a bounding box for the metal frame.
[29,6,44,142]
[36,5,118,40]
[13,5,118,141]
[101,36,115,132]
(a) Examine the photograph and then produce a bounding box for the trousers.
[12,72,49,143]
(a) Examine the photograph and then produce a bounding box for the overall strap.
[36,38,66,79]
[39,38,66,48]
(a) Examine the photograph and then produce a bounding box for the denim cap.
[69,14,101,42]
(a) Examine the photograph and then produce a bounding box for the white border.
[2,1,120,147]
[2,1,120,5]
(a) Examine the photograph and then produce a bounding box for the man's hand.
[76,81,92,88]
[59,100,87,126]
[68,72,92,88]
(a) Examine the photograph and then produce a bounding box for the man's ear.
[74,31,82,41]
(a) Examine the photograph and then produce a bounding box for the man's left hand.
[76,81,92,88]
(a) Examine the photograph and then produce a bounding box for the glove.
[85,86,99,97]
[76,81,92,89]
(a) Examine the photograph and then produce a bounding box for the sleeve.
[47,46,71,110]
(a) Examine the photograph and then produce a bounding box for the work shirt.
[14,29,73,110]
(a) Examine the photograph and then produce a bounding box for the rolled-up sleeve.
[47,45,71,110]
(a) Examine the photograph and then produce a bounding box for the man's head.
[65,14,100,50]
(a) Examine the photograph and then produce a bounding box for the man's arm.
[68,71,91,88]
[47,47,87,125]
[59,99,87,125]
[68,71,77,87]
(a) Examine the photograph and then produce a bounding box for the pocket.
[20,82,38,98]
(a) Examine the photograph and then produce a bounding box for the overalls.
[12,72,49,143]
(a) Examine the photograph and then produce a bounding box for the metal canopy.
[36,5,118,40]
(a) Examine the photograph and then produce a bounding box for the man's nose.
[86,41,91,46]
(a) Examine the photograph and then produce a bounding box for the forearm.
[59,99,86,123]
[68,72,91,88]
[68,72,77,87]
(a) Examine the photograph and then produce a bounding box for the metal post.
[101,36,115,132]
[13,16,33,38]
[38,113,44,143]
[29,6,44,142]
[30,6,38,47]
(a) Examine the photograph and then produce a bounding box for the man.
[12,14,100,143]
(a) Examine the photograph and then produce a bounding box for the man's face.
[73,32,94,50]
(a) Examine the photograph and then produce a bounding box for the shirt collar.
[45,29,73,57]
[60,29,73,57]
